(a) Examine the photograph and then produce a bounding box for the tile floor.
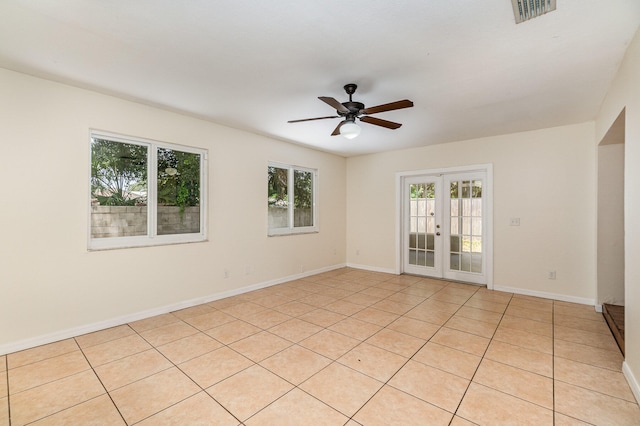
[2,268,639,425]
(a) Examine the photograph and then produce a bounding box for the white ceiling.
[1,1,638,156]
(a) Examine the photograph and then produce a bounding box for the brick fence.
[91,206,200,237]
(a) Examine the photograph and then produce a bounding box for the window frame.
[267,161,318,236]
[88,130,207,250]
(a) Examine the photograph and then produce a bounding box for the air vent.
[511,0,557,24]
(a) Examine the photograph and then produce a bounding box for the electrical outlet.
[548,271,556,280]
[224,269,230,279]
[510,217,521,226]
[356,249,360,255]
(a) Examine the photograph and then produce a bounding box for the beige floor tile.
[245,388,348,426]
[260,345,331,385]
[322,287,357,299]
[555,381,640,425]
[493,326,553,354]
[229,331,292,362]
[365,328,425,357]
[298,308,347,327]
[82,333,152,367]
[8,339,79,369]
[554,313,611,334]
[0,397,7,426]
[430,291,470,305]
[139,320,199,346]
[385,291,425,306]
[9,350,90,394]
[352,307,401,326]
[338,343,407,382]
[207,364,293,421]
[179,346,253,388]
[360,286,396,298]
[252,294,294,309]
[354,385,453,426]
[473,358,553,409]
[554,339,624,371]
[554,357,636,402]
[268,318,323,342]
[449,415,478,425]
[0,373,5,399]
[207,296,244,310]
[404,305,454,326]
[128,313,180,333]
[484,340,553,377]
[297,293,337,308]
[75,325,135,349]
[299,329,360,360]
[220,301,269,318]
[463,297,508,314]
[9,370,105,425]
[300,362,383,417]
[418,298,462,315]
[555,324,620,352]
[182,310,236,331]
[341,292,384,307]
[412,342,481,380]
[30,394,125,425]
[508,297,553,313]
[371,299,413,315]
[388,360,469,413]
[110,367,200,424]
[401,285,441,298]
[554,412,593,425]
[273,300,317,316]
[94,349,172,391]
[444,316,497,339]
[205,319,261,344]
[430,327,490,357]
[454,306,503,325]
[469,289,512,304]
[499,314,553,337]
[0,356,5,372]
[328,317,382,341]
[386,316,440,340]
[156,332,223,364]
[554,304,604,321]
[242,309,292,329]
[505,304,553,323]
[171,304,216,320]
[457,382,553,425]
[137,392,238,425]
[323,300,365,316]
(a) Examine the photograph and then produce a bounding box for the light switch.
[510,217,521,226]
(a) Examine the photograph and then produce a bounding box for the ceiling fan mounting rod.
[344,83,357,102]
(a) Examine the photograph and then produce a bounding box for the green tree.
[157,148,201,216]
[91,139,147,205]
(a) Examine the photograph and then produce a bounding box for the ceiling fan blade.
[288,115,339,123]
[360,116,402,129]
[319,96,350,114]
[331,121,345,136]
[362,99,413,115]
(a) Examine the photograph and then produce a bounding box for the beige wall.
[346,122,596,300]
[0,68,347,353]
[596,27,640,399]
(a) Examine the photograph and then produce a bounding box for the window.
[89,131,207,250]
[268,162,317,235]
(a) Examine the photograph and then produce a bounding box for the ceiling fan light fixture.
[340,121,361,139]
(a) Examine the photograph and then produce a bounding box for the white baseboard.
[623,361,640,404]
[346,262,397,275]
[493,285,596,307]
[0,263,346,356]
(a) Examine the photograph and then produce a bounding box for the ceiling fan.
[288,84,414,139]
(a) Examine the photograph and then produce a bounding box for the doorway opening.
[396,164,493,289]
[597,108,625,355]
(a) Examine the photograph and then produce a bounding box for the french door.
[402,168,490,286]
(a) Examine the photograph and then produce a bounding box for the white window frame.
[88,130,207,250]
[268,161,318,236]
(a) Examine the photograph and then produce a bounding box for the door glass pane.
[157,148,201,235]
[268,166,288,229]
[90,138,148,238]
[408,182,434,268]
[449,179,483,274]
